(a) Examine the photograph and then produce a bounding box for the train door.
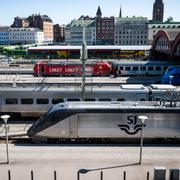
[69,114,78,138]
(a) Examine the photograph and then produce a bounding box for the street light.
[1,114,10,164]
[138,115,148,165]
[77,169,90,180]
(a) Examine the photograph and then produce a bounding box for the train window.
[85,98,96,101]
[125,67,130,71]
[5,98,18,104]
[140,66,146,71]
[52,98,64,104]
[133,66,138,71]
[99,98,111,101]
[67,98,80,102]
[36,98,49,104]
[140,99,145,101]
[148,67,153,71]
[117,98,125,101]
[119,66,123,71]
[21,98,33,104]
[155,66,161,71]
[163,66,168,71]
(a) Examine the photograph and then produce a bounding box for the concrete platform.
[0,144,179,180]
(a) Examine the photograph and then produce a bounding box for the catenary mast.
[80,24,88,101]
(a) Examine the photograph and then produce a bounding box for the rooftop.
[0,26,10,32]
[29,45,151,51]
[67,18,95,27]
[9,27,43,32]
[149,22,180,29]
[116,16,148,22]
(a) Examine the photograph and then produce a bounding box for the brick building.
[11,14,54,44]
[152,0,164,22]
[11,17,29,28]
[96,6,114,45]
[26,14,53,43]
[53,24,65,43]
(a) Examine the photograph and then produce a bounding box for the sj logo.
[118,115,146,135]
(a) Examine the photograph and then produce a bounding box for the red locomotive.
[33,61,111,77]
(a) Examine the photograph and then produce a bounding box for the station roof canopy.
[28,45,151,51]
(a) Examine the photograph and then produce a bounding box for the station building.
[148,22,180,44]
[151,30,180,61]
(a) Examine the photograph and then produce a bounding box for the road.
[0,144,179,180]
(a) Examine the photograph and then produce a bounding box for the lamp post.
[1,115,10,164]
[77,169,90,180]
[138,115,148,165]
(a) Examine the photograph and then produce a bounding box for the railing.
[4,168,180,180]
[77,170,151,180]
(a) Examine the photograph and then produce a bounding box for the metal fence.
[6,169,180,180]
[7,170,150,180]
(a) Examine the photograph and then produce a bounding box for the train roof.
[111,60,180,66]
[37,60,108,65]
[52,101,180,111]
[0,85,150,93]
[28,45,151,51]
[150,84,176,90]
[0,85,179,96]
[28,100,180,137]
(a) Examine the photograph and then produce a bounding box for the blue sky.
[0,0,180,26]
